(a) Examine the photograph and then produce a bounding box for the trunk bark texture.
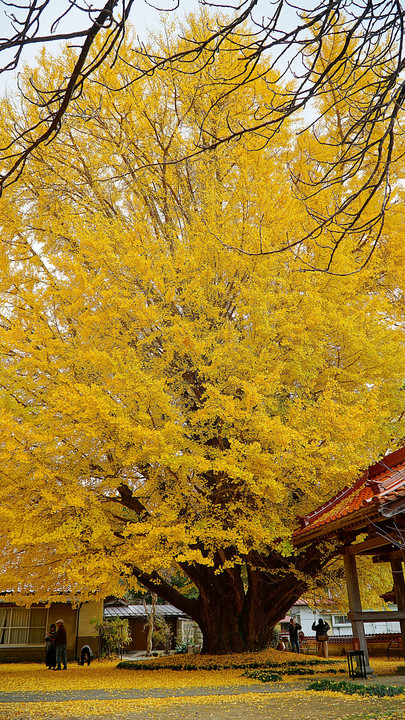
[132,543,332,654]
[195,573,307,653]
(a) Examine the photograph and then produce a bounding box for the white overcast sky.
[0,0,192,92]
[0,0,302,93]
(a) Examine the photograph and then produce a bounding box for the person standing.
[45,623,56,669]
[54,619,68,670]
[288,617,302,653]
[312,616,330,658]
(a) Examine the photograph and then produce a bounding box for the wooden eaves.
[292,447,405,672]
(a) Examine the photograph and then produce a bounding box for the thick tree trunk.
[195,569,308,654]
[197,600,247,654]
[132,544,335,654]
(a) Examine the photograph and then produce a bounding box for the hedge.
[243,666,346,682]
[307,679,405,697]
[117,657,342,672]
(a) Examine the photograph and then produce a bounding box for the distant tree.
[144,593,157,656]
[92,617,131,658]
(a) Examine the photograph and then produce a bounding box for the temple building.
[294,447,405,672]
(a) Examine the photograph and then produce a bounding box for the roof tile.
[294,447,405,538]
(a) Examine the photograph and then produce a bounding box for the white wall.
[288,602,401,636]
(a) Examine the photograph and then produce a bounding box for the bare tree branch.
[1,0,405,272]
[0,0,135,193]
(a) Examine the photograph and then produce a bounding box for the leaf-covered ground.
[0,657,403,719]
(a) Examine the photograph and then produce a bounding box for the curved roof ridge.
[295,447,405,540]
[297,472,367,529]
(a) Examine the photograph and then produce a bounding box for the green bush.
[117,656,342,672]
[174,641,188,654]
[243,665,346,682]
[307,679,405,697]
[151,615,172,653]
[244,671,282,682]
[91,617,131,659]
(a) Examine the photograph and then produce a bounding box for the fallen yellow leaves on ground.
[0,662,245,692]
[0,689,403,720]
[0,661,403,720]
[368,660,405,676]
[0,657,399,693]
[119,647,324,669]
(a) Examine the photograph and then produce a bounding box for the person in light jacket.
[79,644,93,666]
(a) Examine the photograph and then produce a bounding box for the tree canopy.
[1,0,405,269]
[0,19,404,651]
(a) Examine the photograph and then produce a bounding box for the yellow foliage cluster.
[0,15,403,634]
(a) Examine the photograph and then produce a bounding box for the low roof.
[294,447,405,546]
[104,604,188,619]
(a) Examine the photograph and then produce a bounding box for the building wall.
[78,600,103,635]
[0,599,102,663]
[127,618,148,652]
[47,601,77,659]
[301,636,402,658]
[177,619,203,647]
[287,602,401,638]
[287,606,334,637]
[48,600,101,659]
[125,617,180,652]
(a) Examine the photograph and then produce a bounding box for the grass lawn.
[0,653,403,720]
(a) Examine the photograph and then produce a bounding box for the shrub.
[243,665,346,682]
[307,679,405,697]
[117,655,342,672]
[151,616,172,653]
[244,671,282,682]
[174,641,188,654]
[91,617,131,659]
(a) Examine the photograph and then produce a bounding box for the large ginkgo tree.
[0,18,404,653]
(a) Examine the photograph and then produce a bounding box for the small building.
[278,597,401,656]
[104,602,201,652]
[280,598,401,640]
[0,597,102,662]
[294,446,405,671]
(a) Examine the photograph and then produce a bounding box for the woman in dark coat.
[312,617,330,658]
[45,623,56,669]
[288,617,302,653]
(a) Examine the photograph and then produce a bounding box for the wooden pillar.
[343,549,372,674]
[390,558,405,661]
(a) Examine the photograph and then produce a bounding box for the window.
[333,615,350,626]
[0,607,47,646]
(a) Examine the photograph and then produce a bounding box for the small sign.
[352,638,360,651]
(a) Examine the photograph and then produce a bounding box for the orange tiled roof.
[294,447,405,539]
